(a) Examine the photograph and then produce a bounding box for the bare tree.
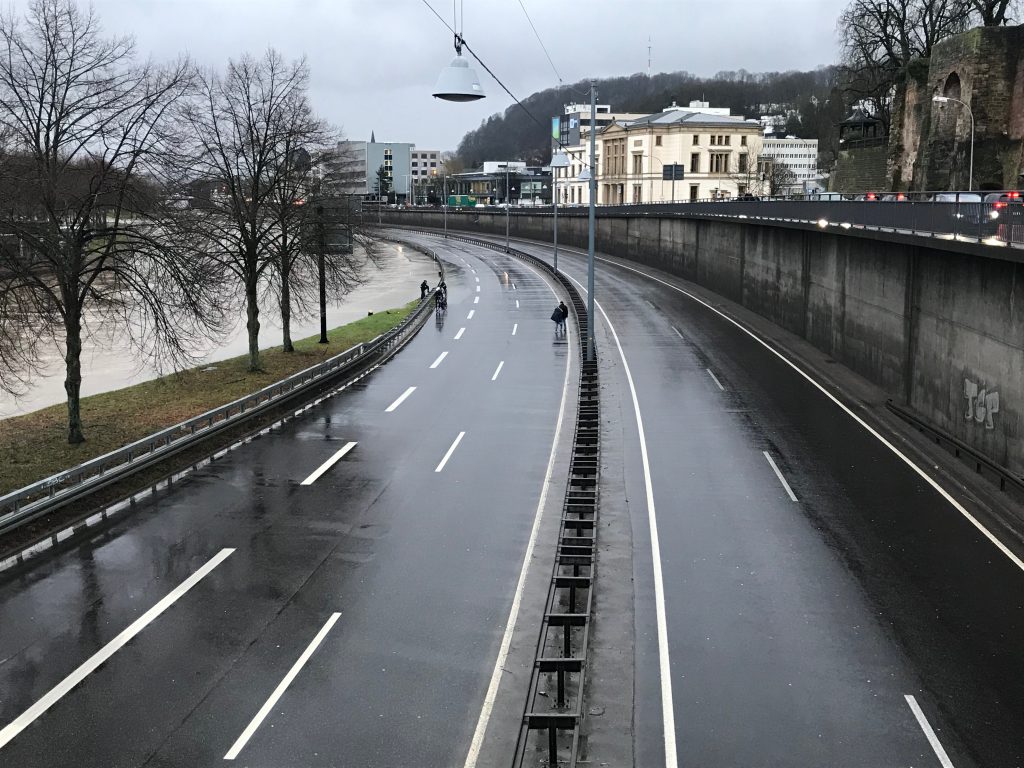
[180,49,311,372]
[969,0,1019,23]
[0,0,216,443]
[838,0,973,129]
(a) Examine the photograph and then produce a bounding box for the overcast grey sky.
[23,0,850,150]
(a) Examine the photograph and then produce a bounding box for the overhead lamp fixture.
[433,34,485,102]
[549,152,570,168]
[578,168,592,181]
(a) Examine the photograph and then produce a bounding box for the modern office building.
[324,137,413,199]
[760,136,821,194]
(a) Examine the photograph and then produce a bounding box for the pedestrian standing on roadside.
[420,280,429,299]
[558,301,569,331]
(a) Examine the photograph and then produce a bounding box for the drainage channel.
[411,230,599,768]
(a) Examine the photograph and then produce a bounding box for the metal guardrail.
[885,399,1024,497]
[430,191,1024,249]
[0,239,442,536]
[409,229,598,768]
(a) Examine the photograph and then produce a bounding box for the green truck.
[447,194,477,208]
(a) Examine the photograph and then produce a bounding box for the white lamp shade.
[578,168,592,181]
[549,152,570,168]
[433,54,485,102]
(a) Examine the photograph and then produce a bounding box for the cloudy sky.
[17,0,850,150]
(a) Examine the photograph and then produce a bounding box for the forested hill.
[455,67,847,167]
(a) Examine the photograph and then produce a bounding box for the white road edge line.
[224,613,341,760]
[384,386,416,413]
[435,431,466,473]
[467,310,475,320]
[511,323,518,336]
[300,442,357,486]
[463,259,568,768]
[763,451,798,502]
[0,548,235,751]
[454,327,466,340]
[430,351,448,369]
[706,369,725,391]
[904,695,956,768]
[491,361,504,381]
[559,268,679,768]
[564,247,1024,574]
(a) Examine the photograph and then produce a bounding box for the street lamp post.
[549,152,570,274]
[443,174,448,238]
[585,81,596,362]
[933,94,975,191]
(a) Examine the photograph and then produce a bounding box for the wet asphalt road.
[2,230,1024,768]
[0,242,570,767]
[487,233,1024,768]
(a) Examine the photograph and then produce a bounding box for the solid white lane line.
[435,431,466,473]
[384,386,416,412]
[706,369,725,391]
[463,305,572,768]
[0,548,235,751]
[430,351,449,369]
[565,249,1024,574]
[763,451,798,501]
[224,613,342,760]
[512,323,518,336]
[454,327,466,340]
[491,361,504,381]
[560,269,678,767]
[474,296,479,304]
[515,299,520,308]
[905,695,956,768]
[300,442,357,486]
[467,310,475,320]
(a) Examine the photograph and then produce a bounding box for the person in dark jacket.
[420,280,430,299]
[558,301,569,330]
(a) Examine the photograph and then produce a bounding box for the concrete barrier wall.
[383,210,1024,474]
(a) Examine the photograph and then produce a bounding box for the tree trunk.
[245,277,261,371]
[281,254,293,353]
[64,306,85,444]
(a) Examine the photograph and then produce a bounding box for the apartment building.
[325,138,413,198]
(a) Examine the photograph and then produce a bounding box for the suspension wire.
[516,0,562,84]
[419,0,593,169]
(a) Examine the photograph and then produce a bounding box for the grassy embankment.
[0,301,418,496]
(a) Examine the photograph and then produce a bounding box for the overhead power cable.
[516,0,562,84]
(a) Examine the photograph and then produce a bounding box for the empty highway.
[0,232,1022,767]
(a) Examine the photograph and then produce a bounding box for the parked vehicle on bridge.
[985,190,1023,241]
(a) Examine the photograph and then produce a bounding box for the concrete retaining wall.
[383,210,1024,474]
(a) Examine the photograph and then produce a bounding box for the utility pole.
[586,80,596,362]
[505,162,511,252]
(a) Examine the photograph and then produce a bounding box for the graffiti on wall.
[964,378,999,430]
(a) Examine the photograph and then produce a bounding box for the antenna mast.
[647,36,652,77]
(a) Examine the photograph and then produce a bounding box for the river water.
[0,244,437,419]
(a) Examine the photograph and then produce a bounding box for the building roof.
[604,110,759,131]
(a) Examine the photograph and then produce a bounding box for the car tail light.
[896,193,906,201]
[866,192,877,201]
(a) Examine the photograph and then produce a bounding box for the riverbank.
[0,242,436,418]
[0,302,417,496]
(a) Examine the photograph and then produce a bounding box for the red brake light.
[866,192,876,200]
[1008,191,1020,199]
[896,193,906,201]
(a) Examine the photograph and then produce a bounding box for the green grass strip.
[0,301,418,496]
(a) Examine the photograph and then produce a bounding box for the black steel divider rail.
[409,229,599,768]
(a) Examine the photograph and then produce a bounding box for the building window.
[655,135,662,146]
[632,184,642,204]
[690,184,699,201]
[692,134,700,145]
[725,135,731,146]
[430,162,437,167]
[738,154,748,173]
[741,136,747,146]
[632,154,643,175]
[690,152,700,173]
[571,187,575,203]
[710,152,729,173]
[412,161,418,167]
